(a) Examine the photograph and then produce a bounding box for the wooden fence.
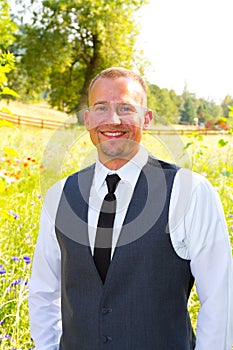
[0,110,231,135]
[0,111,76,129]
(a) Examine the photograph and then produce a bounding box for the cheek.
[88,115,108,130]
[126,115,144,129]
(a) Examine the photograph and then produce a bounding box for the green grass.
[0,123,232,349]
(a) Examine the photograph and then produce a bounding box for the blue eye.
[118,104,135,114]
[92,104,108,113]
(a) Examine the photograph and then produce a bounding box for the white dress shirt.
[29,146,233,350]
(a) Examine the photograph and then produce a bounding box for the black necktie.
[94,174,121,283]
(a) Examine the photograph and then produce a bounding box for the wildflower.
[11,256,20,262]
[23,256,31,264]
[228,214,233,218]
[11,279,22,287]
[0,264,6,274]
[0,320,4,325]
[8,210,20,220]
[4,334,12,339]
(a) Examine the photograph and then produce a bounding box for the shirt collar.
[94,145,148,193]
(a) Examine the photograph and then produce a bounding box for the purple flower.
[23,256,31,264]
[0,320,4,325]
[0,264,6,274]
[11,279,22,287]
[11,256,20,262]
[4,334,11,339]
[24,279,29,286]
[8,210,20,220]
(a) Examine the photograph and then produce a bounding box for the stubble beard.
[97,138,139,163]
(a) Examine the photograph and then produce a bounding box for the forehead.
[89,77,145,105]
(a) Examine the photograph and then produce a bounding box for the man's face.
[84,77,151,168]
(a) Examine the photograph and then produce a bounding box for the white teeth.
[102,132,124,136]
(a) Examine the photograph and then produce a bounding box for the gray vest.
[55,156,195,350]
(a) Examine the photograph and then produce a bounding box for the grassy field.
[0,120,232,349]
[0,100,68,121]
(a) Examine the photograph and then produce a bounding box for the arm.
[187,177,233,350]
[170,170,233,349]
[29,180,65,350]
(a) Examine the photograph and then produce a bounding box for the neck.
[98,150,139,170]
[100,158,129,170]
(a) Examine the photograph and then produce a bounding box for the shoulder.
[147,155,179,172]
[45,163,95,204]
[64,163,95,182]
[173,167,216,195]
[170,168,222,260]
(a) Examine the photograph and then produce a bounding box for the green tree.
[10,0,148,122]
[0,0,18,100]
[221,95,233,118]
[0,0,17,51]
[147,84,180,124]
[196,102,207,123]
[0,51,19,98]
[180,97,196,124]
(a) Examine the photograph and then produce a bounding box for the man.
[29,67,233,349]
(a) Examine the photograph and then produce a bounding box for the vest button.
[102,307,112,314]
[102,335,112,343]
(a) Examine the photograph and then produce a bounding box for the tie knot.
[106,174,121,194]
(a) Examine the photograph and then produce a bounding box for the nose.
[107,107,121,124]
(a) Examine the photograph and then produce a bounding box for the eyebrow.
[93,100,133,106]
[93,100,108,106]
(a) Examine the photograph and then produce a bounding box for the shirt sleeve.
[29,179,66,350]
[169,169,233,350]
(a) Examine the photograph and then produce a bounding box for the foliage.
[0,123,232,349]
[147,83,227,126]
[221,95,233,118]
[147,84,180,123]
[0,0,18,50]
[180,97,196,123]
[0,52,19,99]
[9,0,148,118]
[228,106,233,128]
[0,0,19,100]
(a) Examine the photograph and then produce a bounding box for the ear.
[84,109,90,130]
[143,110,153,130]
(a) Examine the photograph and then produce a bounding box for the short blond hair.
[88,67,147,105]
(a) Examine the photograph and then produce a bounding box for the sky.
[137,0,233,103]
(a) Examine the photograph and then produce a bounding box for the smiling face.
[84,77,151,169]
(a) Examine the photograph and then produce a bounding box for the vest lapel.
[116,159,167,248]
[56,165,94,247]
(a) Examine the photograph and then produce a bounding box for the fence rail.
[0,111,76,129]
[0,110,231,135]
